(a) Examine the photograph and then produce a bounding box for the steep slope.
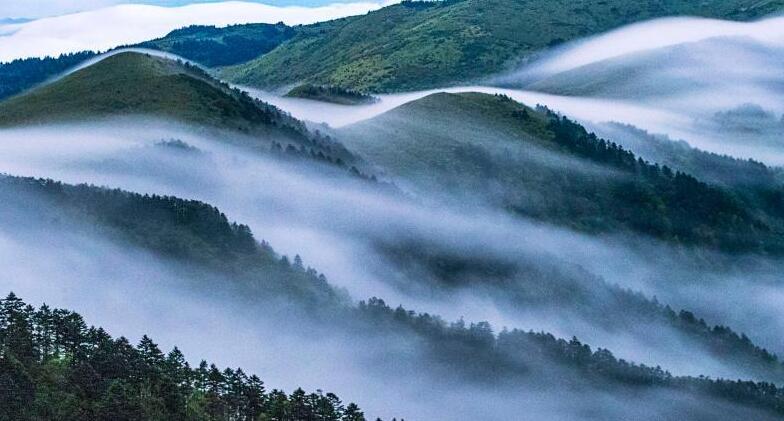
[0,51,356,165]
[221,0,783,92]
[339,92,784,254]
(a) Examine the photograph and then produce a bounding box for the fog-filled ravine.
[4,3,784,420]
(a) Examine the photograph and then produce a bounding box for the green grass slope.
[221,0,783,92]
[0,51,358,166]
[340,92,784,254]
[0,52,277,130]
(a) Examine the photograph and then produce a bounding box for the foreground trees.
[0,293,365,421]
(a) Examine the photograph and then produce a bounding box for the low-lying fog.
[246,15,784,166]
[2,120,784,383]
[9,154,779,421]
[6,14,784,418]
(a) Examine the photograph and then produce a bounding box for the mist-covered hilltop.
[0,52,365,172]
[340,92,784,255]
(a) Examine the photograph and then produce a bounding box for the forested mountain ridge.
[340,92,784,254]
[0,293,369,421]
[353,297,784,419]
[4,152,782,386]
[0,175,346,308]
[590,122,784,189]
[5,292,784,420]
[2,174,784,418]
[220,0,784,92]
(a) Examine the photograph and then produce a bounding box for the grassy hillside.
[0,52,279,130]
[0,23,292,102]
[0,52,358,166]
[340,92,784,254]
[0,51,98,102]
[221,0,783,92]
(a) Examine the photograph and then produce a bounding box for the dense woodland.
[343,92,784,254]
[285,85,379,105]
[355,298,784,416]
[3,172,782,386]
[376,235,784,383]
[137,24,295,68]
[591,122,782,189]
[2,171,784,417]
[535,106,778,252]
[0,293,368,421]
[3,2,784,416]
[3,292,784,421]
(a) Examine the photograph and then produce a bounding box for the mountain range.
[2,1,784,420]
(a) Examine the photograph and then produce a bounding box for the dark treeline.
[2,176,784,417]
[3,291,783,420]
[4,172,780,384]
[0,293,368,421]
[138,23,296,67]
[285,85,379,106]
[541,106,782,253]
[489,97,784,254]
[356,298,784,416]
[0,175,344,308]
[343,92,784,255]
[377,237,784,383]
[594,122,781,189]
[0,51,97,101]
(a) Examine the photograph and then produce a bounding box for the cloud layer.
[0,1,390,62]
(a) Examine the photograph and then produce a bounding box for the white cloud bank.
[0,1,391,62]
[527,16,784,75]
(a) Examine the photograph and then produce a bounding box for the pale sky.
[1,0,362,19]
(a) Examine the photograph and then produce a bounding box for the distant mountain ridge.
[2,0,782,101]
[221,0,784,92]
